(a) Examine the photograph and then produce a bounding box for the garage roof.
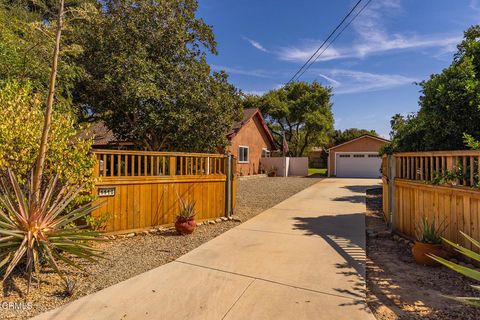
[328,134,390,151]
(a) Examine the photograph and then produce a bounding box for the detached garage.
[328,135,389,178]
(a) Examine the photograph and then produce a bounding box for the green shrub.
[0,81,95,191]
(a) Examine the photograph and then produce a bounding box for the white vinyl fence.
[261,157,308,177]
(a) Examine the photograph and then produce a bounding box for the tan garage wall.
[328,136,387,177]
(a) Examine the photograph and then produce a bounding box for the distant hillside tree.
[243,81,334,157]
[73,0,242,151]
[384,25,480,153]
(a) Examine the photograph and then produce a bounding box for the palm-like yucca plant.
[429,232,480,307]
[0,169,104,293]
[416,216,445,244]
[177,198,196,222]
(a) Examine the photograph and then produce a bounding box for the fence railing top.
[394,150,480,157]
[92,149,227,158]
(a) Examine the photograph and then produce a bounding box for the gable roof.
[227,108,276,150]
[78,122,131,147]
[328,134,389,151]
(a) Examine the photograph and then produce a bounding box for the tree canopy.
[384,25,480,153]
[0,0,86,106]
[329,128,378,148]
[244,81,334,157]
[73,0,242,151]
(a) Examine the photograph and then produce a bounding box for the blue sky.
[197,0,480,138]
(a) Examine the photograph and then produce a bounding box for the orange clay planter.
[412,242,448,266]
[174,219,197,235]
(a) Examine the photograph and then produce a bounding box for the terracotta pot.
[174,219,196,235]
[412,241,448,266]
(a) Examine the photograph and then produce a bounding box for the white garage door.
[335,153,382,178]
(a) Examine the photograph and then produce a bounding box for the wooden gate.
[91,150,236,234]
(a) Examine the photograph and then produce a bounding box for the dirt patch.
[0,176,322,319]
[365,188,480,320]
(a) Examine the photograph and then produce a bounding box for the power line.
[286,0,363,84]
[294,0,373,81]
[287,0,372,84]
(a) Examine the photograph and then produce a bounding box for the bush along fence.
[382,151,480,251]
[91,150,237,234]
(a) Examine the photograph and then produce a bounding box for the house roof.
[328,134,390,151]
[84,108,276,149]
[79,122,130,147]
[227,108,276,150]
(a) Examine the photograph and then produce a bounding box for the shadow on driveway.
[293,213,369,309]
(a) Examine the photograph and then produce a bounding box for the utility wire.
[293,0,373,81]
[286,0,363,84]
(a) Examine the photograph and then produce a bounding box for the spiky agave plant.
[429,232,480,307]
[0,170,104,294]
[176,198,196,223]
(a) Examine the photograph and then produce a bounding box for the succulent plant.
[176,198,196,223]
[0,170,104,294]
[429,232,480,307]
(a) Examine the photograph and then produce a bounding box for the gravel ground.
[0,176,322,319]
[365,188,480,320]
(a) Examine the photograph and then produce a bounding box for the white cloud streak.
[211,64,275,78]
[311,68,417,94]
[242,36,269,52]
[277,0,461,63]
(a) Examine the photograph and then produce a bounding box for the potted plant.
[412,216,448,266]
[174,199,197,235]
[267,166,278,177]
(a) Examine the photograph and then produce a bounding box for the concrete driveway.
[35,178,380,320]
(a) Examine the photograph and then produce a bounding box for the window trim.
[238,145,250,163]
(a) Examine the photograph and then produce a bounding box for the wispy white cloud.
[470,0,480,12]
[311,68,417,94]
[277,0,461,63]
[317,73,341,86]
[278,44,340,62]
[211,64,275,78]
[242,90,266,96]
[242,36,269,52]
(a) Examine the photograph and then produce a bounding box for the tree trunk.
[31,0,64,202]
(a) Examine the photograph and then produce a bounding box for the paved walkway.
[36,178,380,320]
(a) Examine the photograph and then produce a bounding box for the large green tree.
[329,128,378,147]
[244,81,334,157]
[73,0,241,152]
[385,25,480,153]
[0,0,87,105]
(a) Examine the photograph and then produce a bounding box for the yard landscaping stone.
[365,188,480,320]
[1,176,322,319]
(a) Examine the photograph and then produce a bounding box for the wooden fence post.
[225,154,233,218]
[388,154,396,230]
[169,156,176,176]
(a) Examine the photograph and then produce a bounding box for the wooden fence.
[383,151,480,249]
[91,150,236,234]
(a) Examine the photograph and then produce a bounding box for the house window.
[368,154,379,158]
[339,154,350,158]
[353,154,365,158]
[238,146,249,163]
[261,148,270,158]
